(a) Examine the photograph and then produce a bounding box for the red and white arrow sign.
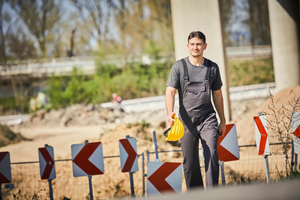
[0,152,12,183]
[119,138,138,172]
[292,112,300,154]
[71,142,104,177]
[147,162,182,195]
[254,115,270,155]
[38,146,56,180]
[217,124,240,162]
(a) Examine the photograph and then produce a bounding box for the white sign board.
[292,112,300,154]
[254,115,270,155]
[119,137,138,172]
[147,162,182,196]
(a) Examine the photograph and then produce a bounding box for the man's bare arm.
[212,89,226,136]
[165,86,177,126]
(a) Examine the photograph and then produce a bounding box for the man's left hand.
[218,122,226,137]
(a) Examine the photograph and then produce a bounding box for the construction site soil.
[0,86,300,199]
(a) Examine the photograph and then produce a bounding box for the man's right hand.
[167,112,175,127]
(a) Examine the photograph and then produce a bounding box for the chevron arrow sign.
[217,124,240,162]
[38,146,56,180]
[71,142,104,177]
[147,162,182,195]
[0,152,12,183]
[119,138,138,173]
[254,115,270,156]
[292,112,300,154]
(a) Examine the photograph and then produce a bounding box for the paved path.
[0,124,116,162]
[141,178,300,200]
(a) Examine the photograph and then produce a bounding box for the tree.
[67,28,76,58]
[71,0,113,47]
[219,0,236,46]
[0,0,21,114]
[8,0,62,57]
[246,0,271,46]
[110,0,173,55]
[145,0,173,49]
[7,29,37,60]
[264,94,300,177]
[0,0,11,62]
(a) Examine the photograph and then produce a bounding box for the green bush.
[228,58,274,87]
[46,59,173,109]
[46,57,275,109]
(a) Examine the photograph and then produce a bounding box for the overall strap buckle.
[181,59,189,82]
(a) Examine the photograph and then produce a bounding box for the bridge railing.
[0,45,272,77]
[0,54,174,77]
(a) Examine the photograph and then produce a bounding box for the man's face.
[187,37,207,58]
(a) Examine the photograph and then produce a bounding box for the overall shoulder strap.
[205,59,212,80]
[181,59,189,82]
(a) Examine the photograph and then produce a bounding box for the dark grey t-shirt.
[166,57,223,92]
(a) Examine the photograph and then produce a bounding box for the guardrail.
[102,82,276,112]
[226,45,272,59]
[0,114,31,126]
[229,82,276,101]
[0,82,276,125]
[0,55,173,78]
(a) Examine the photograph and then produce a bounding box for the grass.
[228,57,274,87]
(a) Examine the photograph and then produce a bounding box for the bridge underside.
[171,0,300,121]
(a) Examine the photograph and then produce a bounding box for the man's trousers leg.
[199,123,219,188]
[180,131,203,190]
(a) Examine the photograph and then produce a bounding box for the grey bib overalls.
[178,58,219,189]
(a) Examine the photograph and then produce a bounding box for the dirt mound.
[0,124,30,147]
[23,104,126,127]
[234,86,300,146]
[2,86,300,199]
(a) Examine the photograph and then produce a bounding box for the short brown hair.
[188,31,206,44]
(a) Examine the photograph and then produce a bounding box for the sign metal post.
[125,135,135,197]
[292,112,300,171]
[142,152,145,196]
[264,155,270,183]
[88,174,93,200]
[295,154,298,171]
[84,140,94,200]
[48,179,53,200]
[220,161,226,185]
[291,143,295,173]
[42,144,54,200]
[258,112,271,184]
[153,131,159,162]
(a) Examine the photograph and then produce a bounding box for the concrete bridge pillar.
[268,0,300,92]
[170,0,231,121]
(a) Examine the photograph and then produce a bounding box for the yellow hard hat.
[165,115,184,141]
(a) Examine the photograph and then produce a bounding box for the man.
[165,31,226,189]
[112,93,122,104]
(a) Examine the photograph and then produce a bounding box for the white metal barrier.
[229,82,276,101]
[0,82,277,125]
[102,82,277,112]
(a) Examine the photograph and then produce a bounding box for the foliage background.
[46,58,173,109]
[0,0,276,114]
